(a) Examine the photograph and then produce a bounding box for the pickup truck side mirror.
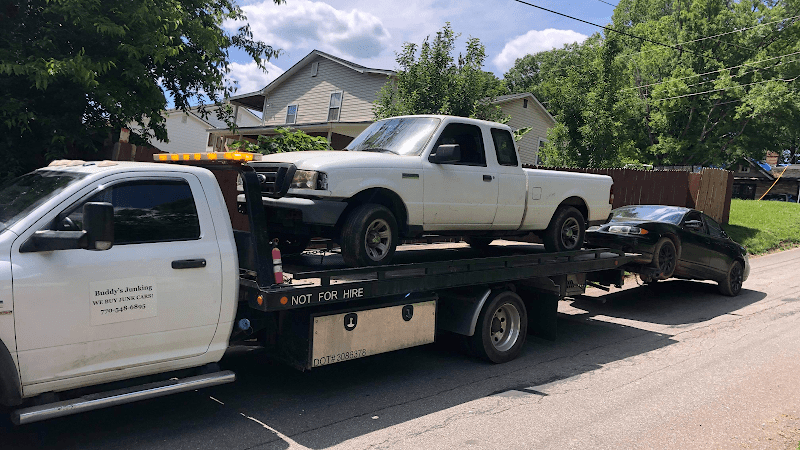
[429,144,461,164]
[19,202,114,253]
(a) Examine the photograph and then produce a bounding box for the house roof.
[228,49,396,111]
[492,92,556,124]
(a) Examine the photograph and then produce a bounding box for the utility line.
[655,58,800,92]
[510,0,711,59]
[648,75,799,102]
[596,0,617,6]
[623,50,800,91]
[504,13,799,79]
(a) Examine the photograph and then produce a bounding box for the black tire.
[465,237,494,250]
[469,290,528,364]
[718,260,744,297]
[542,206,585,252]
[277,235,311,255]
[651,238,677,279]
[340,204,398,267]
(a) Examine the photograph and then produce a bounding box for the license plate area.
[310,300,436,368]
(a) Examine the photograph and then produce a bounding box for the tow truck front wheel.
[341,204,398,267]
[470,291,528,363]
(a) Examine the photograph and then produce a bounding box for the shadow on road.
[569,278,766,325]
[0,309,678,450]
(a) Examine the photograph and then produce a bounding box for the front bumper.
[585,231,656,264]
[261,196,348,227]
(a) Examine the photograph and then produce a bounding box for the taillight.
[609,184,615,205]
[272,247,283,284]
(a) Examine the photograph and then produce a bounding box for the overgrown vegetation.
[504,0,800,168]
[0,0,283,179]
[373,23,507,123]
[228,128,330,154]
[725,199,800,254]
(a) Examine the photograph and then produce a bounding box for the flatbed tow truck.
[1,152,634,424]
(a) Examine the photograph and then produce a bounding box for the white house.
[155,105,262,154]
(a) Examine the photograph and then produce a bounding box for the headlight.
[290,170,327,190]
[607,225,649,235]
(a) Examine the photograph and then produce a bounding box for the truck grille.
[248,162,296,198]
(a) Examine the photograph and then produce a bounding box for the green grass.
[725,198,800,255]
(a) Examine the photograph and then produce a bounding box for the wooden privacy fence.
[523,166,734,223]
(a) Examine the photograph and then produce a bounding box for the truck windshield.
[0,170,88,233]
[346,117,441,156]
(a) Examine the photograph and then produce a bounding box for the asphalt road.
[3,247,800,449]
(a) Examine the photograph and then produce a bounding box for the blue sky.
[223,0,615,94]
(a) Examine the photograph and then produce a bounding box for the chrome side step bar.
[12,370,236,425]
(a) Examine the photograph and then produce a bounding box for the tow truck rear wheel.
[341,204,398,267]
[469,290,527,363]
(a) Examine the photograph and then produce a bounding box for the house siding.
[262,55,389,126]
[158,114,211,154]
[498,98,555,166]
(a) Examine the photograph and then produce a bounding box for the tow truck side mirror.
[83,202,114,251]
[19,202,114,253]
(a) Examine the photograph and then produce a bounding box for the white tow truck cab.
[0,152,631,425]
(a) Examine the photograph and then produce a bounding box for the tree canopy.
[0,0,282,178]
[505,0,800,168]
[373,23,507,122]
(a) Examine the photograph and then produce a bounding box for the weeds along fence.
[522,166,734,224]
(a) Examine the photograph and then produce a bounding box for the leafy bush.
[228,128,331,154]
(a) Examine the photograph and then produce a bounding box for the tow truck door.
[11,172,223,392]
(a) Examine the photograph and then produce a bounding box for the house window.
[523,99,528,108]
[328,92,343,122]
[739,165,750,173]
[286,104,298,124]
[311,62,319,77]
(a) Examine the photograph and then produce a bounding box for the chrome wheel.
[560,217,581,249]
[489,303,521,352]
[364,218,392,261]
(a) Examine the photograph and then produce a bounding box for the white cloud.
[233,0,392,60]
[226,60,285,94]
[493,29,588,73]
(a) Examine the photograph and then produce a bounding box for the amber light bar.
[154,152,258,163]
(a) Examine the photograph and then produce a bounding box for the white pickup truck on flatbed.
[0,153,631,425]
[252,115,613,266]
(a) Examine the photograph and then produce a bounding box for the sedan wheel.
[718,260,744,297]
[652,238,677,279]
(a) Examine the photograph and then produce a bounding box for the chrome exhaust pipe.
[12,370,236,425]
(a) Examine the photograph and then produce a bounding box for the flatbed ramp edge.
[242,246,637,312]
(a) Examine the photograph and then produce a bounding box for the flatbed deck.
[242,240,636,312]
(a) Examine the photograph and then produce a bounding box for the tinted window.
[434,123,486,166]
[491,128,518,166]
[704,215,726,239]
[65,180,200,244]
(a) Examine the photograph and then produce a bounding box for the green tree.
[229,128,331,154]
[0,0,283,178]
[374,23,508,122]
[506,0,800,168]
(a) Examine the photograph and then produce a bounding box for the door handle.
[172,259,207,269]
[483,175,493,182]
